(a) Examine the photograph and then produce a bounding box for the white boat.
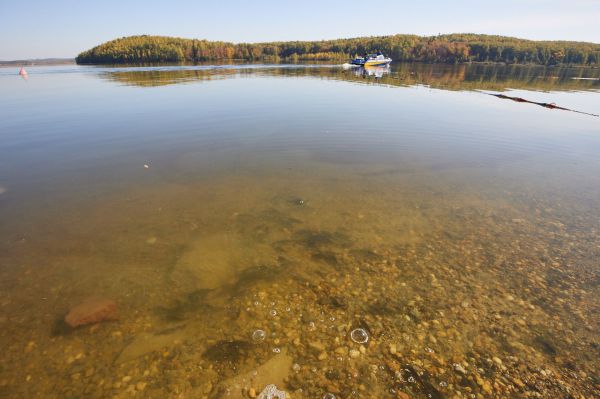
[364,53,392,66]
[350,52,392,66]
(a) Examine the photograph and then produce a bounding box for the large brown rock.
[65,297,118,327]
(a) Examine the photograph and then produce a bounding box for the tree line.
[76,34,600,65]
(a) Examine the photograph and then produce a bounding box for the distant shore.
[0,58,75,67]
[76,34,600,66]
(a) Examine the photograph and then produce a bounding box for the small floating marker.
[19,67,28,76]
[143,164,150,169]
[252,329,266,342]
[350,328,369,344]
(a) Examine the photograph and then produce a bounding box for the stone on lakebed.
[65,297,118,327]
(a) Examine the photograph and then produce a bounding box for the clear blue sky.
[1,0,599,60]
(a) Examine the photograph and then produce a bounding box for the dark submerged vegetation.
[76,34,600,65]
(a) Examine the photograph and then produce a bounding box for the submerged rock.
[115,324,188,363]
[203,339,252,364]
[171,232,277,294]
[65,297,117,328]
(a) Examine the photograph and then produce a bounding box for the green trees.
[76,34,600,65]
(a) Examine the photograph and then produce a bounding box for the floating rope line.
[486,92,598,117]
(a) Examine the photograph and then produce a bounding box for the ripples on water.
[0,63,598,398]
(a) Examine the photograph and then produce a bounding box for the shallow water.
[0,63,599,398]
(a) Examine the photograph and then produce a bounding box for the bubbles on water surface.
[350,328,369,344]
[257,384,287,399]
[323,393,336,399]
[272,347,281,353]
[252,329,266,342]
[270,309,277,317]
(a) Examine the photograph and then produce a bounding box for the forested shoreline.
[76,34,600,65]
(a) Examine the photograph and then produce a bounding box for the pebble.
[310,341,326,352]
[202,382,212,394]
[512,377,525,388]
[248,387,257,398]
[482,381,493,394]
[476,376,493,394]
[335,347,348,356]
[318,352,328,361]
[454,364,467,374]
[389,343,397,355]
[349,349,360,359]
[492,356,503,366]
[24,341,36,353]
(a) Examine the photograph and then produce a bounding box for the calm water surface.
[0,63,599,398]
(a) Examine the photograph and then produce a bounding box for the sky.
[1,0,599,60]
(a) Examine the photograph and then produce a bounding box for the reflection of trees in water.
[102,68,239,87]
[100,63,600,92]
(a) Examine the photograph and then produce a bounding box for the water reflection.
[98,62,600,91]
[357,65,391,79]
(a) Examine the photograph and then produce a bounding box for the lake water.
[0,63,599,398]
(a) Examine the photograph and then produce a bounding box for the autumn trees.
[76,34,600,65]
